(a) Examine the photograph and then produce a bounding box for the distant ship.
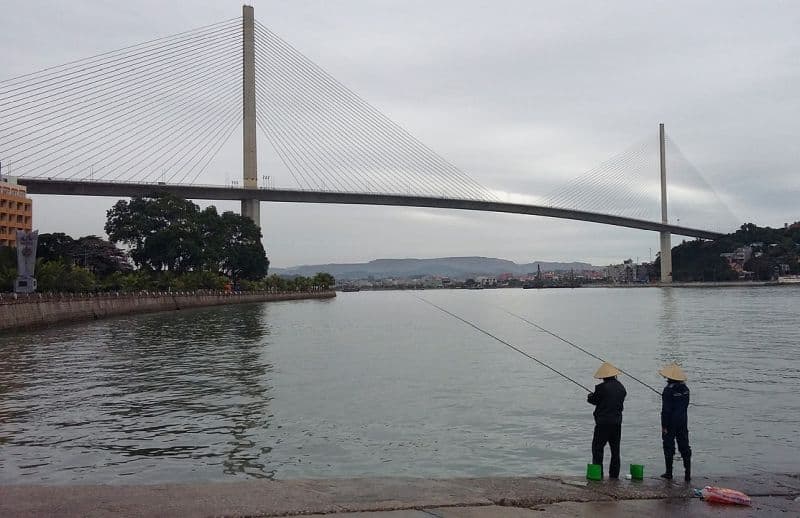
[341,286,361,292]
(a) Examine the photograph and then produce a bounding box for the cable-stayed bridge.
[0,6,735,282]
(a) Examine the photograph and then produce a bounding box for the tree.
[36,260,96,292]
[217,211,269,281]
[0,246,15,292]
[105,194,269,280]
[106,194,204,273]
[37,232,77,264]
[312,272,335,289]
[73,235,131,276]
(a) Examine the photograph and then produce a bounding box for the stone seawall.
[0,291,335,332]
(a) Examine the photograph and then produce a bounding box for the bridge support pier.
[242,198,260,225]
[659,231,672,283]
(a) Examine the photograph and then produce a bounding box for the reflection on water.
[0,303,275,483]
[0,289,798,484]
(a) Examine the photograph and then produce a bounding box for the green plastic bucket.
[586,463,602,480]
[630,464,644,480]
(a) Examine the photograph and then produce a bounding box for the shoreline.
[1,473,796,517]
[338,281,787,292]
[0,290,336,332]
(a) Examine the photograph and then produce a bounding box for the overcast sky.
[1,1,797,267]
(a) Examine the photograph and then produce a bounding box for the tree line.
[0,193,335,292]
[654,222,800,281]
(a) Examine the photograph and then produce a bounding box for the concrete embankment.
[0,290,335,332]
[0,473,796,517]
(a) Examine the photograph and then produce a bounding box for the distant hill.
[272,256,598,280]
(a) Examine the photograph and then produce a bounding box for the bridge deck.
[18,178,723,240]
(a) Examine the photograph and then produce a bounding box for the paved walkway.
[1,473,797,517]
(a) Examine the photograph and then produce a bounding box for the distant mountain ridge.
[272,256,598,280]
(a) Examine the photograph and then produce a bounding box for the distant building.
[606,259,650,283]
[0,178,33,247]
[733,246,753,265]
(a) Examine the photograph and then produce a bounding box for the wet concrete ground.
[1,472,797,517]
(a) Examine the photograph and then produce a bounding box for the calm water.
[1,288,798,484]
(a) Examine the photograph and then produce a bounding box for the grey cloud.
[3,1,798,266]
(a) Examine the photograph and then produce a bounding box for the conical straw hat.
[594,362,621,379]
[659,363,687,381]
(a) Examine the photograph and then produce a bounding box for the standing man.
[587,362,627,479]
[659,363,691,481]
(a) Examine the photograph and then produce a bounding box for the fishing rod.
[414,295,592,393]
[495,306,664,397]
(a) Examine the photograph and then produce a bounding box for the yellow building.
[0,180,33,247]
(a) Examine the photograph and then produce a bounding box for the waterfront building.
[0,178,33,247]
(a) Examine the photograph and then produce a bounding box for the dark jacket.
[587,378,627,425]
[661,381,690,429]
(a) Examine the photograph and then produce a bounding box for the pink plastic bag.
[701,486,752,506]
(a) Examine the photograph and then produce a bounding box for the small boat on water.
[778,275,800,284]
[341,286,361,292]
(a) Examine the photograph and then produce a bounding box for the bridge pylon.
[659,123,672,284]
[241,4,260,226]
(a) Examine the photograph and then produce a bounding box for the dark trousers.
[663,425,691,460]
[592,423,621,478]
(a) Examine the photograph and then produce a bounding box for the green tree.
[0,246,16,292]
[217,211,269,281]
[265,274,286,291]
[73,235,131,276]
[105,194,269,280]
[312,272,335,289]
[37,232,77,263]
[105,194,204,273]
[37,261,96,293]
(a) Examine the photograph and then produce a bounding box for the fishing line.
[496,306,663,397]
[414,295,592,393]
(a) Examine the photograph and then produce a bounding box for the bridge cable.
[254,38,468,198]
[547,141,651,211]
[256,25,487,201]
[0,25,241,115]
[11,58,240,176]
[24,68,239,180]
[255,23,494,201]
[2,34,241,181]
[256,32,479,199]
[107,97,241,183]
[2,52,239,156]
[253,84,363,192]
[181,111,244,185]
[66,65,241,181]
[255,51,411,195]
[0,17,240,87]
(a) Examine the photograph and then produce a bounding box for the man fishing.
[587,362,626,479]
[659,363,691,481]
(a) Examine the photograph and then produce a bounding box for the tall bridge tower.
[241,5,260,225]
[659,123,672,284]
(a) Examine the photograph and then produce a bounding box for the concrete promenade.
[1,473,797,517]
[0,290,336,332]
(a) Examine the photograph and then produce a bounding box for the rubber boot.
[660,455,673,480]
[683,457,691,482]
